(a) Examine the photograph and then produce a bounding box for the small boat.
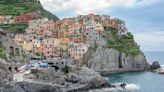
[158,69,164,75]
[158,71,164,74]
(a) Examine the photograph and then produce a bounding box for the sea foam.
[89,83,140,92]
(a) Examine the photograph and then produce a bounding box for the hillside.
[0,0,58,20]
[0,0,58,33]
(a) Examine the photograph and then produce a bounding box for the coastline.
[96,68,147,76]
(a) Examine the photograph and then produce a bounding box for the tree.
[4,0,13,4]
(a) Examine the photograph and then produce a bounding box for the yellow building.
[22,41,33,52]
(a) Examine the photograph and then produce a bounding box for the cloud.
[133,31,164,51]
[40,0,160,16]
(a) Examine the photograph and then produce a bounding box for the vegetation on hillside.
[0,0,58,19]
[0,24,28,33]
[107,28,140,56]
[0,42,6,59]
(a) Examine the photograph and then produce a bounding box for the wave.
[89,83,140,92]
[161,65,164,69]
[125,83,140,91]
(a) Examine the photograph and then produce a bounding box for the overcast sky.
[40,0,164,52]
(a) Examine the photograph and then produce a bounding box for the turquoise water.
[107,52,164,92]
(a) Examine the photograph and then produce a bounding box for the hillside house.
[22,41,33,53]
[15,14,33,24]
[0,16,5,24]
[14,34,26,46]
[3,16,15,24]
[110,18,128,36]
[42,38,61,59]
[68,43,89,60]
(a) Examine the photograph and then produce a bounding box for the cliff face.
[0,60,13,82]
[83,47,149,75]
[81,27,150,74]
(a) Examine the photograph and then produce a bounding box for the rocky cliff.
[0,59,13,82]
[83,47,150,75]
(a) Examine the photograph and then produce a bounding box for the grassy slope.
[0,24,28,33]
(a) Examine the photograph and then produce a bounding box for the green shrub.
[0,24,28,33]
[107,29,140,56]
[0,44,6,59]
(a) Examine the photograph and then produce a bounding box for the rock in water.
[151,61,161,70]
[64,65,110,91]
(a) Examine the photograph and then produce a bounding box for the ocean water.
[145,51,164,64]
[104,52,164,92]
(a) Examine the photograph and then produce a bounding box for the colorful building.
[3,16,15,24]
[15,14,33,24]
[0,16,5,24]
[22,41,33,52]
[68,43,89,60]
[110,18,128,36]
[42,38,61,59]
[14,34,26,46]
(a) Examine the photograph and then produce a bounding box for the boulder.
[151,61,161,70]
[66,73,80,83]
[64,65,110,91]
[0,82,63,92]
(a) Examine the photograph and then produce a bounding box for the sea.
[90,51,164,92]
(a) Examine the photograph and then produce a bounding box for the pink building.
[14,34,26,45]
[42,38,61,59]
[68,43,89,60]
[43,30,54,37]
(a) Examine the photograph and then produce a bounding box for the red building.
[15,14,33,24]
[79,19,84,25]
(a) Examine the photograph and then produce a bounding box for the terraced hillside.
[0,0,58,20]
[0,0,58,33]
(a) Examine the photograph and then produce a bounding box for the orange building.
[0,16,5,24]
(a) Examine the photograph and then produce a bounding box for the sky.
[40,0,164,52]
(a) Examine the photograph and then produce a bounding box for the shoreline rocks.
[150,61,164,75]
[0,64,111,92]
